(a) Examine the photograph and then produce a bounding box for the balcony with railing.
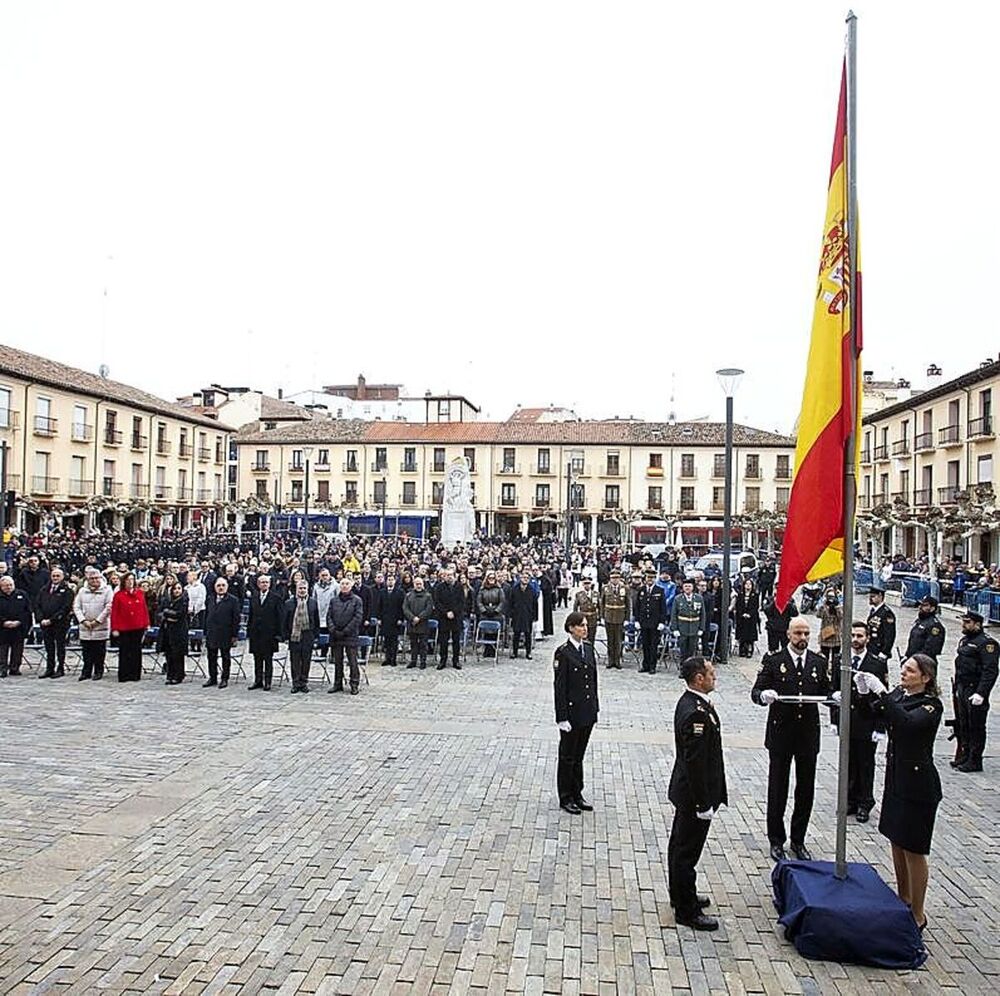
[33,415,58,437]
[603,498,621,511]
[531,463,554,476]
[969,415,994,439]
[31,476,58,495]
[677,501,698,514]
[497,463,520,475]
[860,449,872,464]
[197,446,212,462]
[775,467,792,480]
[603,465,625,479]
[914,432,934,453]
[371,461,388,473]
[68,479,89,497]
[196,488,213,502]
[287,462,304,474]
[400,461,419,474]
[913,488,933,506]
[775,496,790,512]
[179,442,192,458]
[648,465,667,478]
[890,491,909,504]
[873,445,889,461]
[533,497,551,509]
[177,487,194,501]
[251,460,270,473]
[71,423,93,442]
[744,500,762,512]
[343,492,360,507]
[104,428,123,446]
[499,493,518,508]
[131,433,148,451]
[130,483,150,498]
[399,491,417,506]
[647,500,663,511]
[102,478,122,497]
[710,500,726,513]
[3,474,20,492]
[370,491,386,506]
[938,486,961,504]
[938,424,961,446]
[156,438,172,455]
[0,409,20,431]
[154,485,172,501]
[744,468,762,481]
[572,465,591,478]
[891,439,910,457]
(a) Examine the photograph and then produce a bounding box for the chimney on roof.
[277,388,283,399]
[925,364,943,390]
[357,374,366,400]
[862,370,873,385]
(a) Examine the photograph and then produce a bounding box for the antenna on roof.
[668,373,677,424]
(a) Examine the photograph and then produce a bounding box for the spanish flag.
[776,63,862,611]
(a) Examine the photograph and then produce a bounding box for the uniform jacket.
[36,581,74,628]
[668,689,728,813]
[73,583,114,641]
[572,589,600,621]
[954,630,999,698]
[247,589,284,654]
[830,650,888,740]
[904,613,946,660]
[204,592,241,649]
[509,583,539,631]
[633,585,666,629]
[867,602,897,658]
[553,638,599,728]
[876,688,943,804]
[670,593,707,635]
[327,592,364,646]
[600,582,629,625]
[750,647,832,753]
[0,588,33,642]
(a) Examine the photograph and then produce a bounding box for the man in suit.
[375,575,406,667]
[553,611,599,815]
[203,576,241,688]
[633,570,666,673]
[866,583,897,662]
[283,578,320,693]
[247,574,283,691]
[668,656,727,931]
[671,579,707,666]
[327,576,365,694]
[830,621,889,822]
[0,575,33,677]
[509,575,539,660]
[751,615,831,861]
[433,566,465,670]
[36,566,74,679]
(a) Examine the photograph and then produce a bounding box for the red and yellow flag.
[776,64,862,611]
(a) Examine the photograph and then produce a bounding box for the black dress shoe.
[248,682,263,690]
[789,842,812,861]
[675,912,719,931]
[846,805,857,816]
[574,797,594,811]
[202,679,217,687]
[218,680,228,689]
[855,809,870,824]
[949,757,967,769]
[350,686,359,695]
[769,844,787,862]
[39,671,54,679]
[560,801,582,815]
[525,654,532,660]
[419,662,426,669]
[453,662,462,670]
[263,684,271,691]
[78,674,90,681]
[290,687,300,694]
[437,663,447,670]
[301,686,310,693]
[955,760,983,772]
[696,895,711,909]
[407,663,416,669]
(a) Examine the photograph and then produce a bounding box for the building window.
[432,481,444,505]
[464,448,476,472]
[713,453,726,478]
[570,483,585,509]
[978,454,993,484]
[501,483,516,507]
[71,455,86,493]
[291,480,303,502]
[402,481,416,505]
[502,447,516,472]
[648,486,662,510]
[537,448,550,474]
[373,479,386,505]
[746,454,760,479]
[745,486,760,511]
[0,386,11,428]
[291,449,303,470]
[776,454,790,479]
[317,480,330,501]
[35,396,54,435]
[438,399,451,419]
[433,447,445,473]
[73,404,89,441]
[103,459,117,496]
[535,484,550,507]
[712,486,725,510]
[606,452,620,476]
[345,450,358,473]
[345,481,358,504]
[375,447,387,471]
[404,447,417,472]
[679,486,695,511]
[255,450,268,469]
[570,452,584,475]
[256,480,268,498]
[649,452,663,470]
[605,485,620,509]
[776,486,790,511]
[317,449,329,466]
[680,453,694,478]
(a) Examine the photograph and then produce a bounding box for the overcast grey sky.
[1,1,996,433]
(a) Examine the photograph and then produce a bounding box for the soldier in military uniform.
[553,611,600,814]
[751,616,832,861]
[904,594,946,662]
[866,583,897,663]
[670,579,707,665]
[572,578,600,651]
[667,656,727,931]
[633,571,666,673]
[600,568,629,669]
[952,610,999,773]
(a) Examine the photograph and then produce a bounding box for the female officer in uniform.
[856,652,942,932]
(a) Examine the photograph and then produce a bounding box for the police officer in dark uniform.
[866,583,896,662]
[751,615,832,861]
[904,594,946,662]
[952,610,999,772]
[668,656,727,931]
[553,611,600,814]
[633,571,666,673]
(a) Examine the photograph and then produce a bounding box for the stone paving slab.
[0,598,996,994]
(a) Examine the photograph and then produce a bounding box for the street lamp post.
[302,446,314,548]
[380,477,387,536]
[716,368,745,665]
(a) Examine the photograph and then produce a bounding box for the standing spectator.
[73,568,113,681]
[111,572,150,682]
[758,557,777,601]
[375,574,405,667]
[313,567,336,664]
[16,554,50,618]
[203,577,241,689]
[476,571,505,659]
[433,566,465,671]
[36,566,74,679]
[540,568,555,637]
[327,576,364,694]
[556,563,572,609]
[160,581,189,685]
[0,575,32,677]
[815,588,843,666]
[247,574,283,691]
[509,575,539,659]
[733,579,761,658]
[283,579,319,693]
[403,576,434,669]
[763,594,797,653]
[185,568,207,652]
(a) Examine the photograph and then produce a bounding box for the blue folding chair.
[357,635,372,686]
[473,619,501,663]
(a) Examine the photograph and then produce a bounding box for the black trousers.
[438,617,461,664]
[557,722,593,804]
[766,747,818,845]
[166,648,186,684]
[640,627,659,671]
[207,645,231,683]
[80,641,107,679]
[252,652,274,687]
[289,639,312,689]
[410,633,428,666]
[0,637,25,675]
[117,629,144,682]
[767,630,787,653]
[332,642,359,689]
[512,627,532,657]
[678,634,700,665]
[383,632,398,665]
[557,587,569,608]
[668,805,712,917]
[43,625,68,672]
[847,737,876,810]
[957,682,989,764]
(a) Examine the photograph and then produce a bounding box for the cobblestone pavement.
[0,597,997,994]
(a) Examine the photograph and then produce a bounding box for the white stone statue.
[441,457,476,546]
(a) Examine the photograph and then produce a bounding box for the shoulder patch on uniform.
[691,724,705,734]
[987,642,997,653]
[923,703,935,712]
[931,627,941,635]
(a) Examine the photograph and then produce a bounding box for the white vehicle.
[691,550,760,579]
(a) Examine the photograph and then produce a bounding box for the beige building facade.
[0,346,231,534]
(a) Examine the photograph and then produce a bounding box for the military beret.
[963,610,984,624]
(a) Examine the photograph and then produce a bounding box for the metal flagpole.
[835,9,860,881]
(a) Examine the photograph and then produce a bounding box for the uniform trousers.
[847,737,877,811]
[667,806,712,917]
[605,623,623,667]
[678,634,700,665]
[640,627,659,671]
[766,746,818,846]
[557,723,593,804]
[957,681,989,764]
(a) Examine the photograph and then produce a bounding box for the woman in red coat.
[111,572,150,682]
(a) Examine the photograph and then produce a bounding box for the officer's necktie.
[852,655,860,670]
[796,655,803,674]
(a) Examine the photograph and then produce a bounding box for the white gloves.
[696,808,714,821]
[697,631,703,637]
[557,721,572,733]
[872,731,888,745]
[760,689,779,705]
[854,671,887,696]
[831,690,842,704]
[970,693,985,707]
[673,630,681,638]
[657,623,665,631]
